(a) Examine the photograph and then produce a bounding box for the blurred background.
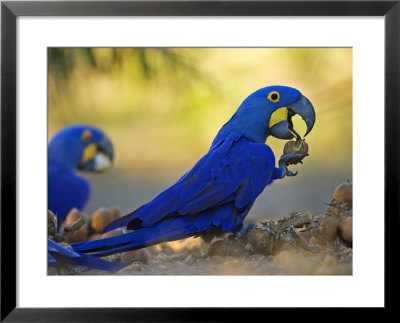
[48,47,352,224]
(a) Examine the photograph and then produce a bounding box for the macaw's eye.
[81,130,92,141]
[268,91,280,103]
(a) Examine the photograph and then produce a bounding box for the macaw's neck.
[230,116,271,143]
[213,100,272,146]
[48,143,82,173]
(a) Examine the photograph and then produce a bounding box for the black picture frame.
[1,0,398,320]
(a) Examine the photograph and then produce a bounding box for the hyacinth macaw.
[47,125,126,270]
[48,239,127,271]
[48,125,113,229]
[72,85,315,257]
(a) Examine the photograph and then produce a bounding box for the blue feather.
[48,239,127,271]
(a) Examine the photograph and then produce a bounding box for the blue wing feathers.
[106,136,274,232]
[76,136,277,257]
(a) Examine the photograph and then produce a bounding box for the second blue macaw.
[48,125,128,271]
[48,125,114,230]
[72,85,315,256]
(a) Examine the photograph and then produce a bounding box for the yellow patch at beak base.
[81,143,97,164]
[269,107,288,128]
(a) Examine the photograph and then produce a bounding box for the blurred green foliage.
[48,48,352,179]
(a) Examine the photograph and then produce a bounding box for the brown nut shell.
[65,208,84,225]
[121,249,151,264]
[339,217,352,242]
[333,182,353,207]
[101,228,124,239]
[313,215,339,245]
[207,238,249,257]
[65,227,87,243]
[108,207,122,221]
[48,210,58,236]
[246,228,275,255]
[91,207,114,233]
[283,140,309,165]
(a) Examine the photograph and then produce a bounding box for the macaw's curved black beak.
[269,94,316,140]
[78,136,114,172]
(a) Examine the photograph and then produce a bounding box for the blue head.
[222,85,315,143]
[48,125,114,173]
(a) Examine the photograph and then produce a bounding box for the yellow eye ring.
[267,91,280,103]
[81,130,92,141]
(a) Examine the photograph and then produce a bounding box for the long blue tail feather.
[72,216,212,255]
[50,252,128,272]
[89,232,191,257]
[71,204,236,256]
[48,239,128,272]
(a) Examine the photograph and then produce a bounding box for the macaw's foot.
[278,153,309,177]
[231,223,257,240]
[201,227,225,243]
[226,234,236,243]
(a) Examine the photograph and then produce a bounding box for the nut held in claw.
[283,139,309,165]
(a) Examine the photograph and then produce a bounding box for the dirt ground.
[49,185,353,276]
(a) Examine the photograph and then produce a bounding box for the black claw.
[226,234,236,243]
[279,153,308,165]
[278,153,307,178]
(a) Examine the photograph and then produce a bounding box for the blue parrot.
[48,125,114,229]
[71,85,315,257]
[48,125,127,271]
[48,238,127,272]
